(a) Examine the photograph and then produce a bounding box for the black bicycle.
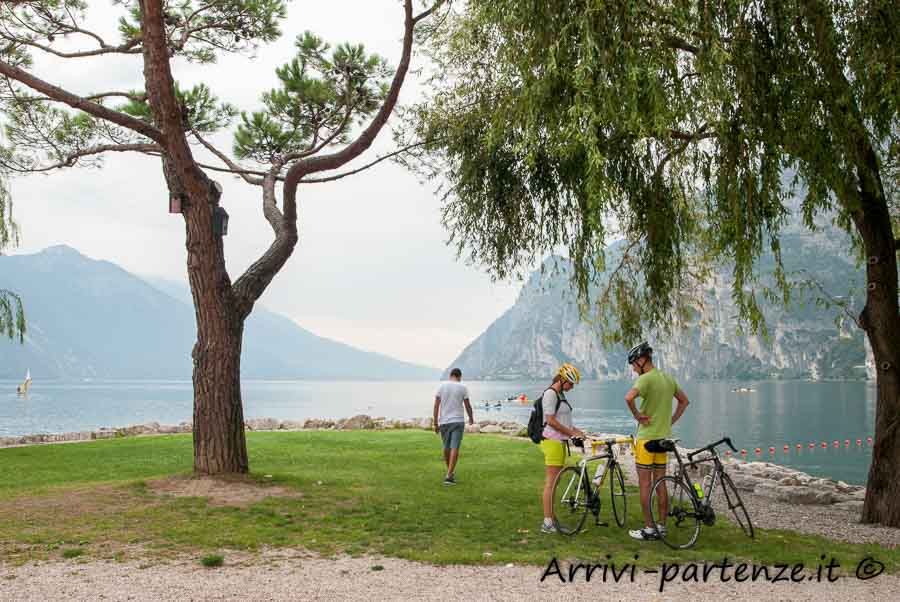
[649,436,754,549]
[551,436,631,535]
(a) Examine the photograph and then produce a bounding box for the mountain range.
[0,245,440,380]
[447,214,872,381]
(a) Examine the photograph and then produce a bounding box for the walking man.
[624,342,690,541]
[433,368,474,485]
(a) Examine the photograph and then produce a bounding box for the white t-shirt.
[541,388,572,441]
[435,381,469,425]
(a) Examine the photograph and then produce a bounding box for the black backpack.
[526,388,569,444]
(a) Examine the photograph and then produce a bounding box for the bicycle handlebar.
[583,434,633,446]
[687,436,737,461]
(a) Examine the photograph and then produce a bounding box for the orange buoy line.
[724,435,874,461]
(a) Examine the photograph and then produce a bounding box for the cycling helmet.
[627,341,653,364]
[558,363,581,385]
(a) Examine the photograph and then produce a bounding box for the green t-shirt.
[634,368,680,440]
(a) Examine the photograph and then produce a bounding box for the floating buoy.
[856,439,862,446]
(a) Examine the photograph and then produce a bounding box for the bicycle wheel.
[609,462,627,528]
[651,476,701,549]
[720,472,754,538]
[552,466,589,535]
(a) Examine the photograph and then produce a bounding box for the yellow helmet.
[558,363,581,385]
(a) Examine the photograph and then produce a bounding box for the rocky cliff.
[449,216,868,381]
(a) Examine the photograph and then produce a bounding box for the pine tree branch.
[2,143,161,173]
[235,0,425,311]
[0,60,163,143]
[299,141,431,184]
[138,0,207,193]
[192,130,264,186]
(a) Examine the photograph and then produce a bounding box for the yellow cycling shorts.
[540,438,568,467]
[635,439,668,470]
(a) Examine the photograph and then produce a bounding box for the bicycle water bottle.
[593,465,605,486]
[693,482,704,499]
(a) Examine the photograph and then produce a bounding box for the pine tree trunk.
[183,183,248,475]
[854,189,900,527]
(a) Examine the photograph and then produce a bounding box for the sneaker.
[541,522,558,534]
[443,475,456,486]
[629,527,660,541]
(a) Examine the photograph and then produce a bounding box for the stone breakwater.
[0,415,525,448]
[669,447,867,514]
[0,417,864,511]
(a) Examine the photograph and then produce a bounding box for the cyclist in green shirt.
[624,342,690,541]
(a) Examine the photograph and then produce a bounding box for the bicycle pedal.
[596,521,609,527]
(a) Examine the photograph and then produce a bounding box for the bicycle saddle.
[644,439,677,453]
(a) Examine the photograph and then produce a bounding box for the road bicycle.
[649,436,754,549]
[551,436,632,534]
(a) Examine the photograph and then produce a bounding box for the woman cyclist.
[540,363,587,534]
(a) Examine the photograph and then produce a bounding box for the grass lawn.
[0,430,896,572]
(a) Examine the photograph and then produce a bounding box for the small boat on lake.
[16,369,31,396]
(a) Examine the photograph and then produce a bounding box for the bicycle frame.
[667,444,734,526]
[559,449,617,510]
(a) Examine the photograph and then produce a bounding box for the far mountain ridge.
[0,246,440,380]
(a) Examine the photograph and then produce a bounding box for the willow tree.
[0,176,25,342]
[0,0,441,474]
[407,1,900,525]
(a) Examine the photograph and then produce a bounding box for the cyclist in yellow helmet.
[540,363,587,534]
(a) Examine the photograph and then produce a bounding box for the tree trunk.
[855,189,900,526]
[183,181,248,475]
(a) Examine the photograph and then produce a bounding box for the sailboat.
[16,369,31,396]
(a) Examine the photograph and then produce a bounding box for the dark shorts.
[439,422,465,449]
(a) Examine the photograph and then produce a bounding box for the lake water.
[0,379,876,485]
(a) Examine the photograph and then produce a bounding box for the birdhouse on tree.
[213,206,229,236]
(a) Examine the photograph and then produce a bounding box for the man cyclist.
[624,342,690,541]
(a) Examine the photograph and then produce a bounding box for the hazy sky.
[5,1,523,370]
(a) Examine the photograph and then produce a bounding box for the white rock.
[337,415,375,430]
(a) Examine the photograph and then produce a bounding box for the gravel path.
[1,550,896,601]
